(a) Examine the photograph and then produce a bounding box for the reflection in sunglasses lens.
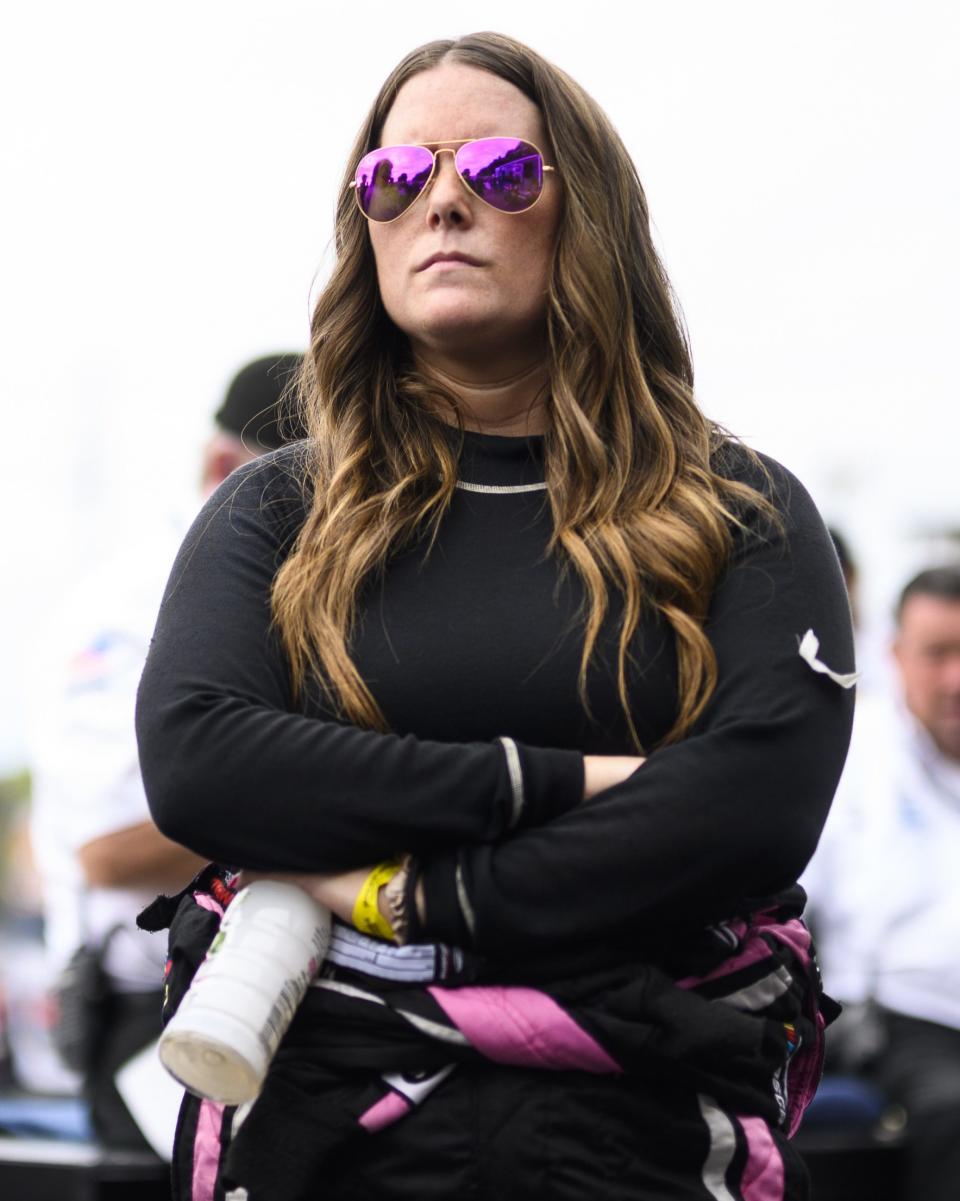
[456,139,544,213]
[356,146,434,220]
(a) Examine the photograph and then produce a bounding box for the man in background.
[805,565,960,1201]
[29,353,305,1151]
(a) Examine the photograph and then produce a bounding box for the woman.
[137,31,855,1201]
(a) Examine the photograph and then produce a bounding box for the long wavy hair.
[272,31,773,748]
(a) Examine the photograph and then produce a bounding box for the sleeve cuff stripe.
[455,862,477,939]
[497,735,525,829]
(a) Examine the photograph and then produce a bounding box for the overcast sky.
[2,0,958,770]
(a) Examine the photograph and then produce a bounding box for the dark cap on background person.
[214,353,308,450]
[202,353,307,495]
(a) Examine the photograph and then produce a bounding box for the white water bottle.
[158,880,331,1105]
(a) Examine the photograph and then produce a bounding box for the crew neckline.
[454,427,547,491]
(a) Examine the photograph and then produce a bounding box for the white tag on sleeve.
[798,629,859,689]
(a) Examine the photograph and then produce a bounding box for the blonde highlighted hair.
[272,31,774,748]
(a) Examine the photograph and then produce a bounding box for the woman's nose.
[425,150,474,228]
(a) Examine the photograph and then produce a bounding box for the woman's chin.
[409,308,543,367]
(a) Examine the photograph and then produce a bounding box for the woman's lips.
[417,252,483,272]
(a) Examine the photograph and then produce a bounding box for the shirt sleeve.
[413,452,857,956]
[800,695,902,1003]
[135,450,583,871]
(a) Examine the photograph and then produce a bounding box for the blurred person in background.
[27,353,305,1150]
[804,564,960,1201]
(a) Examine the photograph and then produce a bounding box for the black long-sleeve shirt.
[136,431,854,966]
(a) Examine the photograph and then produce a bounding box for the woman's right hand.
[582,755,645,801]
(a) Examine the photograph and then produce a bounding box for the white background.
[2,0,958,770]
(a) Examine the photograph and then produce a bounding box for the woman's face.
[368,63,561,371]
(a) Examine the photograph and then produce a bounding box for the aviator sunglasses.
[351,137,556,223]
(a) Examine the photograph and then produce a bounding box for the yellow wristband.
[352,860,401,941]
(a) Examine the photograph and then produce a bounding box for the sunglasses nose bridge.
[424,146,473,205]
[431,146,462,183]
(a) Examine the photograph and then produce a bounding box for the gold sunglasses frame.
[349,137,557,224]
